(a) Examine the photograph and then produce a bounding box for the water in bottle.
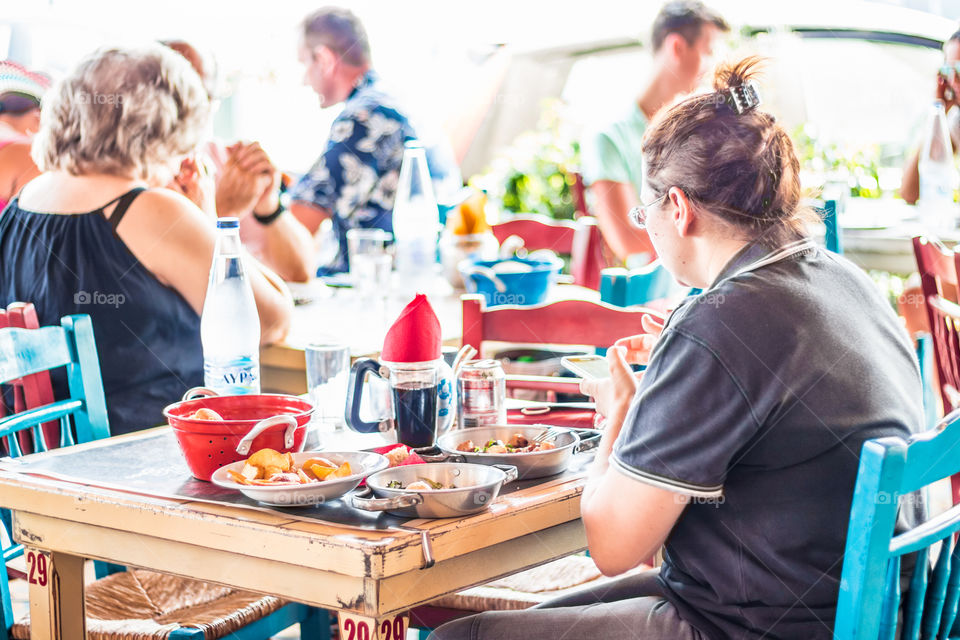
[201,218,261,394]
[393,141,440,289]
[918,101,959,231]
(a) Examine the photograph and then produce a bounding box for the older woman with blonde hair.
[0,45,293,434]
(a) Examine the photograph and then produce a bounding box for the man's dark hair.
[651,1,729,52]
[949,28,960,44]
[300,7,371,67]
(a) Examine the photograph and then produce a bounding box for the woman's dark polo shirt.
[612,242,923,639]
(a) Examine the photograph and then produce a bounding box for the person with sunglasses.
[431,57,923,640]
[901,28,960,205]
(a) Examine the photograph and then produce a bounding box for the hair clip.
[724,80,761,114]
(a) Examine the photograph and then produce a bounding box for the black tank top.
[0,188,203,435]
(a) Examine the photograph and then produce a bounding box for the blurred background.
[3,0,959,218]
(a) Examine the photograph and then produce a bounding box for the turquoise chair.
[0,314,329,639]
[835,407,960,639]
[599,262,676,308]
[821,199,843,255]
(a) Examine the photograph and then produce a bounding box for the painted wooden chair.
[0,314,329,639]
[461,293,655,396]
[821,199,843,255]
[598,262,676,310]
[410,297,656,636]
[491,214,606,290]
[0,303,58,456]
[912,236,960,502]
[835,406,960,639]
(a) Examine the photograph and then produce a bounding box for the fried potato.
[227,469,252,485]
[309,463,336,480]
[331,461,352,478]
[248,448,290,472]
[240,463,260,481]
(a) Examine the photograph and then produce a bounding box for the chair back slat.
[904,547,930,639]
[0,326,72,383]
[461,294,652,353]
[490,214,605,289]
[922,538,952,638]
[6,303,59,452]
[879,556,901,640]
[937,541,960,638]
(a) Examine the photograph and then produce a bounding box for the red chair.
[913,235,960,503]
[0,302,58,454]
[491,214,606,290]
[462,293,657,396]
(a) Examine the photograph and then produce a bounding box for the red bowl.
[164,392,313,481]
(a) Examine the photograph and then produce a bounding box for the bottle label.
[204,357,261,395]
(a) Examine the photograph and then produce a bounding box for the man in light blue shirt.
[582,1,727,264]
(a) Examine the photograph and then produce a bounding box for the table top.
[0,426,591,617]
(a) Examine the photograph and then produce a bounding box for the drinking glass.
[305,341,351,434]
[347,228,392,294]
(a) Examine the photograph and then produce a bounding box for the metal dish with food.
[352,462,518,518]
[211,451,388,507]
[424,425,599,480]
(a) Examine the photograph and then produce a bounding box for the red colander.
[163,387,314,481]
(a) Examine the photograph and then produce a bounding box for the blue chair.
[599,262,675,308]
[821,199,843,255]
[835,407,960,639]
[0,315,329,639]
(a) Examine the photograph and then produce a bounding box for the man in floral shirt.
[290,7,459,274]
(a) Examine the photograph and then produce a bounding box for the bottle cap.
[217,217,240,229]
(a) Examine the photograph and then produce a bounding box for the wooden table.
[262,280,601,394]
[0,428,589,639]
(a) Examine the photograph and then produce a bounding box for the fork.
[533,427,563,444]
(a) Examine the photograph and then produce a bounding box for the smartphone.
[560,355,611,380]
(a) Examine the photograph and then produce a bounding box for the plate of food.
[211,448,388,506]
[422,425,601,479]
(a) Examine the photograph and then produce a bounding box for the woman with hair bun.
[431,57,923,640]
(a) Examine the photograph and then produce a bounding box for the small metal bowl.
[429,425,599,479]
[352,462,518,518]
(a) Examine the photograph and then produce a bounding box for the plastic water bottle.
[201,218,261,395]
[393,141,440,288]
[918,101,959,231]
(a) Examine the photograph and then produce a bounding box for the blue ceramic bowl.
[458,257,563,307]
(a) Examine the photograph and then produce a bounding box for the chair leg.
[297,607,332,640]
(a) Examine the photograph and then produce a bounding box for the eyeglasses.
[628,193,667,229]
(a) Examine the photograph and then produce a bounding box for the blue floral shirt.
[290,71,458,274]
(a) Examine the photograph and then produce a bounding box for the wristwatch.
[253,200,285,226]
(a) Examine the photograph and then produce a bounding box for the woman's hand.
[580,347,639,441]
[613,313,665,365]
[170,155,216,217]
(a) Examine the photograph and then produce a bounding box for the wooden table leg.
[25,548,85,640]
[338,611,409,640]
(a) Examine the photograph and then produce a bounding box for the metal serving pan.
[423,424,600,480]
[351,462,518,518]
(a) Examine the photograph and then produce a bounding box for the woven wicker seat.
[410,555,653,631]
[10,569,286,640]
